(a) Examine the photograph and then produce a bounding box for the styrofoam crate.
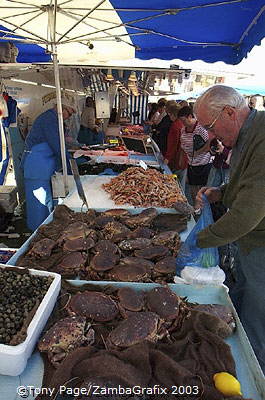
[0,265,61,376]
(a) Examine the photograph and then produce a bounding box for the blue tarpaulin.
[0,25,51,63]
[111,0,265,65]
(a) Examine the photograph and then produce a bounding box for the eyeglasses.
[203,105,236,131]
[203,107,224,131]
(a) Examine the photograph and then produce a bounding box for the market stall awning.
[110,0,265,64]
[0,0,134,64]
[0,1,265,65]
[0,25,51,63]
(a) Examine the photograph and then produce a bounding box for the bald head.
[194,85,250,147]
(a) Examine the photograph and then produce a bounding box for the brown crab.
[109,259,152,282]
[134,245,170,260]
[152,231,180,249]
[58,222,97,244]
[101,221,131,242]
[192,304,236,331]
[122,208,158,228]
[90,252,119,272]
[52,251,87,276]
[153,256,177,280]
[106,312,163,349]
[94,215,115,228]
[38,316,95,367]
[129,226,154,239]
[101,209,130,218]
[94,240,120,254]
[53,204,75,222]
[36,222,64,241]
[146,286,182,321]
[67,291,119,322]
[152,213,188,233]
[118,238,152,251]
[27,238,56,258]
[63,236,95,252]
[117,287,145,318]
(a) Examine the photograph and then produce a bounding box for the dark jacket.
[197,110,265,253]
[153,114,172,156]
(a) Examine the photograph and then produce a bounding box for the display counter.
[0,282,264,400]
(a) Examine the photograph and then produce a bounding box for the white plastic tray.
[62,175,184,212]
[0,265,61,376]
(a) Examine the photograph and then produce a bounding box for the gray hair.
[194,85,246,117]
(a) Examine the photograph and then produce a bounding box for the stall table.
[0,282,264,400]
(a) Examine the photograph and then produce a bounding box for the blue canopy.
[111,0,265,65]
[0,25,51,63]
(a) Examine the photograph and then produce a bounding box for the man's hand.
[195,186,223,208]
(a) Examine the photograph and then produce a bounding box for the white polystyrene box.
[0,265,61,376]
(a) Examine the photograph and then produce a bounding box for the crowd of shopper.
[147,97,226,205]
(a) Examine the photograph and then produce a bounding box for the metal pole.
[53,52,68,196]
[49,1,68,196]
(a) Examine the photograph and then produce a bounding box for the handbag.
[193,134,207,151]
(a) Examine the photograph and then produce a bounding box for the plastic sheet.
[176,196,219,273]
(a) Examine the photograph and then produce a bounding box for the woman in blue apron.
[22,102,76,231]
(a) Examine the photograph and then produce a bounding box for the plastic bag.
[176,195,219,274]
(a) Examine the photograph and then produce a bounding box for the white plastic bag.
[180,266,225,286]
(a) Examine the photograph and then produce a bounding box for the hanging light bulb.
[128,71,137,82]
[106,68,114,81]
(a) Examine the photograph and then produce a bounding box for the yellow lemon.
[213,372,242,396]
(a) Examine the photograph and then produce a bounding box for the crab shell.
[67,291,119,322]
[53,251,87,276]
[94,240,119,254]
[118,238,152,251]
[63,236,95,252]
[153,256,177,275]
[122,208,158,228]
[117,287,145,312]
[28,238,56,258]
[102,221,131,242]
[129,226,154,239]
[90,252,119,272]
[146,286,181,320]
[58,222,97,244]
[109,263,151,282]
[38,316,94,367]
[134,245,170,260]
[101,209,130,218]
[107,312,160,348]
[94,215,115,228]
[152,230,179,247]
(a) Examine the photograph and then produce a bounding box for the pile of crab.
[17,205,189,283]
[38,284,235,368]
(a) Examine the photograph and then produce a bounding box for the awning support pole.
[49,1,68,196]
[52,52,68,196]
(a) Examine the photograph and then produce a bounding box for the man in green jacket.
[194,85,265,374]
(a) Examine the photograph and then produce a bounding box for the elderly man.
[194,85,265,373]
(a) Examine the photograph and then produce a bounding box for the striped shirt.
[180,123,211,166]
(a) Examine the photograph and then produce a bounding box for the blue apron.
[22,143,56,231]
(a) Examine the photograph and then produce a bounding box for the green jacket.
[197,110,265,254]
